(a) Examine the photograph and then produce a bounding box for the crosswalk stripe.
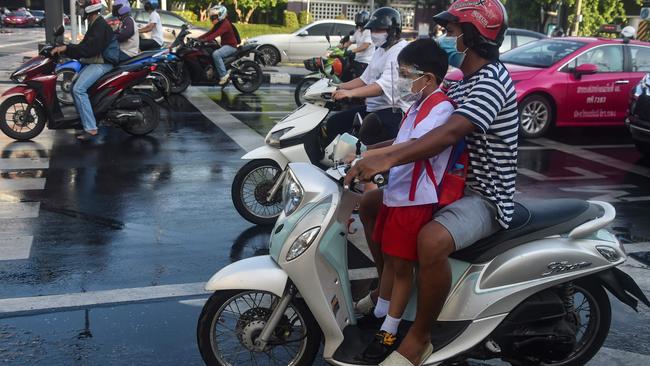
[0,235,32,261]
[0,158,49,170]
[0,201,39,219]
[0,178,45,191]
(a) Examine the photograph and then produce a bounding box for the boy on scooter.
[357,38,456,363]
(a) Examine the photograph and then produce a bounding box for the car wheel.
[258,45,280,66]
[519,94,554,139]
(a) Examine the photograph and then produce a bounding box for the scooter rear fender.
[595,267,650,311]
[241,145,290,169]
[204,255,288,298]
[1,85,37,104]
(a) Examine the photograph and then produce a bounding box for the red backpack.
[404,92,469,208]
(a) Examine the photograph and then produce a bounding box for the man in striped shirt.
[347,1,518,364]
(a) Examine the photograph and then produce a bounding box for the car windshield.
[9,11,28,16]
[501,39,586,68]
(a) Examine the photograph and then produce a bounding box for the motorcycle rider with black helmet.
[139,0,164,51]
[327,7,409,145]
[342,10,374,76]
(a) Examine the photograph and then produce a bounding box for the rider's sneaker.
[360,330,398,362]
[354,292,375,317]
[218,71,231,85]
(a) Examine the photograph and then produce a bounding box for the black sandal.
[76,132,98,141]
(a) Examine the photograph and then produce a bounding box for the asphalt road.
[0,27,649,366]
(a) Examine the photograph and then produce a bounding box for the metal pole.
[571,0,583,36]
[70,0,78,44]
[44,0,63,44]
[370,0,374,12]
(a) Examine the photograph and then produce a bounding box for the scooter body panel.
[241,145,291,168]
[55,60,82,74]
[1,85,36,103]
[270,103,329,141]
[204,255,288,298]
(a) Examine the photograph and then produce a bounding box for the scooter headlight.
[282,170,303,216]
[10,72,25,83]
[266,127,293,148]
[286,227,320,261]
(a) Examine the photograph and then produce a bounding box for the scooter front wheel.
[197,290,321,366]
[0,96,46,141]
[232,159,283,226]
[294,77,318,107]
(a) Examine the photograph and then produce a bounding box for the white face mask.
[371,32,388,47]
[397,75,426,103]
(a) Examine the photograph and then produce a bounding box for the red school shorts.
[372,203,435,261]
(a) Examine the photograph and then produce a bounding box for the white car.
[248,19,356,65]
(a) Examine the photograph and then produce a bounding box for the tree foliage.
[179,0,284,24]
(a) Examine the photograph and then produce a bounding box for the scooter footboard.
[204,255,288,297]
[1,85,37,104]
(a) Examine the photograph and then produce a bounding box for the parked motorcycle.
[231,78,357,225]
[0,26,162,141]
[55,48,176,105]
[295,34,358,107]
[169,24,265,94]
[200,159,649,366]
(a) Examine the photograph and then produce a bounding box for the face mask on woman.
[371,32,388,47]
[438,34,467,68]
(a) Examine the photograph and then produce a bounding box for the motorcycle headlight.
[265,127,293,148]
[286,227,320,261]
[282,170,303,216]
[11,73,25,83]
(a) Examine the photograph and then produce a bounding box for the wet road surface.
[0,83,649,365]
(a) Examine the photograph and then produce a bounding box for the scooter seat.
[450,199,603,263]
[119,50,163,65]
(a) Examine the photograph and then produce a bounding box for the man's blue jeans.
[211,45,236,78]
[72,63,113,132]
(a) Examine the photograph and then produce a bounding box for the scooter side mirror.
[325,33,331,45]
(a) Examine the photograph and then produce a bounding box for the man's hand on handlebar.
[344,153,392,187]
[51,45,67,55]
[332,89,354,101]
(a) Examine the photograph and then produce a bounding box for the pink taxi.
[446,37,650,138]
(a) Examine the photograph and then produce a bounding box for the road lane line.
[0,201,39,219]
[0,39,40,49]
[0,157,49,170]
[0,282,210,318]
[0,235,32,261]
[535,138,650,179]
[0,178,45,191]
[185,88,263,152]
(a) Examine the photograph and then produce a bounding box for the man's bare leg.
[359,188,384,302]
[394,221,455,364]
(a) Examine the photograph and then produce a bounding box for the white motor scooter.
[199,161,649,366]
[231,78,363,225]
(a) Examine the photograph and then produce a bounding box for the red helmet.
[433,0,507,46]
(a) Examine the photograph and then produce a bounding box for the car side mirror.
[298,30,308,37]
[575,63,598,78]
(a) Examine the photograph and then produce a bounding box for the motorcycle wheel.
[538,279,611,366]
[56,68,76,106]
[231,159,283,226]
[169,64,191,94]
[197,290,321,366]
[143,70,171,103]
[232,60,263,94]
[121,93,160,136]
[0,96,46,141]
[294,77,318,107]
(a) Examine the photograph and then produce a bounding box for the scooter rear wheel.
[169,64,191,94]
[232,60,263,94]
[0,96,46,141]
[121,93,160,136]
[197,290,321,366]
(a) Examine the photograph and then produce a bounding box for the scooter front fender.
[241,145,290,169]
[1,85,37,104]
[205,255,288,298]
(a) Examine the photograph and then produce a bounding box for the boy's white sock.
[373,297,390,318]
[380,314,401,335]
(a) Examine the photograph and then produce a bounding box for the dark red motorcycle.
[167,25,265,94]
[0,26,162,141]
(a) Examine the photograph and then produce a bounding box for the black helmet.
[355,10,370,27]
[144,1,157,12]
[364,7,401,47]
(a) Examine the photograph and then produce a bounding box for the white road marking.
[0,235,32,261]
[0,157,49,170]
[535,138,650,179]
[476,347,650,365]
[518,167,606,181]
[0,282,210,318]
[0,201,39,219]
[0,178,45,191]
[349,267,378,281]
[185,87,263,152]
[0,39,40,49]
[519,144,636,151]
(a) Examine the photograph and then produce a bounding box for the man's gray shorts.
[433,189,502,250]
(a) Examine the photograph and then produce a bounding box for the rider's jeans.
[211,45,237,78]
[72,63,113,132]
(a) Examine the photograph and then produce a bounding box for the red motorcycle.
[0,26,162,141]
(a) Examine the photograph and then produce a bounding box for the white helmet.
[621,26,636,39]
[208,5,227,22]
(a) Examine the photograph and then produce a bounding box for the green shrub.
[173,10,198,24]
[298,11,312,26]
[284,10,299,29]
